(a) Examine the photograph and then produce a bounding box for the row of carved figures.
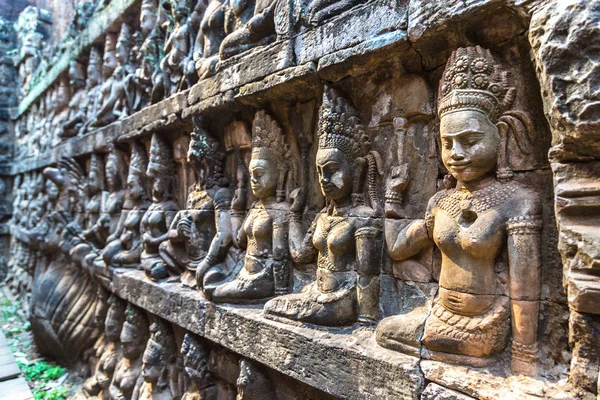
[83,294,293,400]
[13,0,365,158]
[10,46,543,378]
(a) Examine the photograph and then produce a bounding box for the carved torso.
[427,179,535,314]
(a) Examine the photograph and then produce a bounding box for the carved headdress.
[189,116,228,188]
[251,110,290,166]
[105,143,127,190]
[129,141,149,179]
[121,304,148,344]
[89,47,102,66]
[117,23,133,47]
[251,110,290,201]
[89,153,105,192]
[318,87,382,211]
[438,46,534,180]
[147,133,175,178]
[438,46,515,122]
[318,87,370,162]
[142,320,175,366]
[104,32,118,53]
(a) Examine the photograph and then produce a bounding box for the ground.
[0,285,83,400]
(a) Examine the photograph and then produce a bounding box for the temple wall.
[0,0,599,399]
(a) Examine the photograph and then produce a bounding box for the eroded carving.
[376,46,541,375]
[264,87,382,326]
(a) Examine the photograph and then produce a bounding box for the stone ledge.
[15,0,140,118]
[111,269,424,400]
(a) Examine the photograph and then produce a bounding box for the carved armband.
[424,212,435,240]
[506,216,542,236]
[385,191,403,205]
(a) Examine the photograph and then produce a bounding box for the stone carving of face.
[249,157,278,199]
[86,62,101,87]
[127,173,145,201]
[152,176,168,202]
[172,0,188,22]
[142,357,162,382]
[116,40,129,66]
[105,302,124,342]
[103,50,117,79]
[440,109,500,183]
[88,170,101,194]
[106,156,119,191]
[316,148,354,201]
[46,180,59,202]
[140,6,158,37]
[121,334,144,359]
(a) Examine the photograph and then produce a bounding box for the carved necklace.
[435,180,517,221]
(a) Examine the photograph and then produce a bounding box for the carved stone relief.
[3,0,597,399]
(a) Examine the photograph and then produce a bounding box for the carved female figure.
[86,25,134,130]
[375,46,541,375]
[100,142,150,270]
[194,0,226,79]
[83,295,126,399]
[209,111,291,302]
[181,333,220,399]
[109,303,149,400]
[59,60,87,139]
[137,320,178,400]
[141,134,179,281]
[133,0,161,110]
[159,117,232,286]
[160,0,193,96]
[219,0,277,60]
[264,88,382,326]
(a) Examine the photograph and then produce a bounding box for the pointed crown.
[118,23,133,45]
[104,32,118,52]
[438,46,516,122]
[129,141,149,177]
[142,321,173,365]
[89,47,102,65]
[251,110,289,167]
[318,87,370,162]
[147,133,175,177]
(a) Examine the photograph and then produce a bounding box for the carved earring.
[352,158,366,207]
[276,168,288,203]
[496,121,513,183]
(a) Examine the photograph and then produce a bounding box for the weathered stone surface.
[421,383,474,400]
[112,269,424,399]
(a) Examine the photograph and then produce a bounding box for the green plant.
[18,361,66,383]
[33,387,69,400]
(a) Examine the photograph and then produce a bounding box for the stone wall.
[1,0,598,399]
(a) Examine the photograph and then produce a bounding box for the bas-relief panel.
[3,0,593,398]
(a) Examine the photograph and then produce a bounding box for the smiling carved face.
[316,148,353,201]
[249,157,278,199]
[440,109,500,183]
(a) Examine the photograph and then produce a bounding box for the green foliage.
[33,387,69,400]
[17,361,66,383]
[0,299,21,322]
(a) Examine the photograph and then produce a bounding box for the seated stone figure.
[109,303,149,400]
[82,295,126,399]
[97,142,150,272]
[209,110,291,302]
[194,0,227,79]
[136,319,179,400]
[219,0,277,60]
[264,88,382,327]
[160,0,194,96]
[140,134,179,281]
[375,46,542,376]
[159,117,233,287]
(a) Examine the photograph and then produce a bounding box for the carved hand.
[177,216,193,239]
[289,188,306,215]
